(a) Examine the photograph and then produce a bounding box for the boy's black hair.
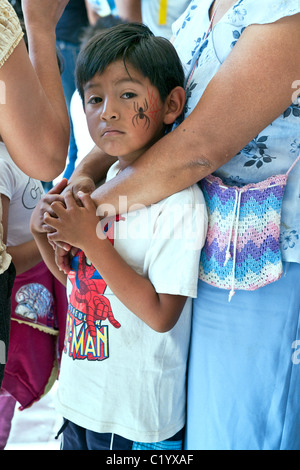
[75,22,185,103]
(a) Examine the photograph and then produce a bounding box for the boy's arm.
[29,183,68,286]
[88,244,187,333]
[31,229,67,287]
[46,192,187,332]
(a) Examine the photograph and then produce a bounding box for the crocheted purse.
[198,155,300,301]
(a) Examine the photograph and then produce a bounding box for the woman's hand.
[64,175,97,206]
[30,179,68,237]
[21,0,70,34]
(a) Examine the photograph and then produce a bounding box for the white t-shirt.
[0,142,43,247]
[56,161,207,442]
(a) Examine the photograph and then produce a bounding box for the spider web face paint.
[147,87,163,124]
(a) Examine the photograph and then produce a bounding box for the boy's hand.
[65,176,96,206]
[30,178,68,237]
[22,0,70,34]
[54,245,78,275]
[46,190,100,251]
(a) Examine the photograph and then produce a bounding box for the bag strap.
[286,153,300,176]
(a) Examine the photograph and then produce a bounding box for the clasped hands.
[31,177,99,274]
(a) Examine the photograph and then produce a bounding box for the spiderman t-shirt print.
[64,216,124,361]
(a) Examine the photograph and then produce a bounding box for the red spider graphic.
[69,216,124,338]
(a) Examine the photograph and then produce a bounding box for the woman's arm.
[0,0,70,181]
[66,145,117,200]
[73,13,300,213]
[6,241,42,276]
[113,0,142,22]
[47,192,187,332]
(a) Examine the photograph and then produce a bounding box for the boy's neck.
[117,130,165,170]
[117,148,148,171]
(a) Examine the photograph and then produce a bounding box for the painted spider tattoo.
[132,99,150,130]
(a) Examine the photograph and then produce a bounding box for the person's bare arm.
[30,205,67,286]
[84,0,100,25]
[0,0,70,181]
[73,13,300,214]
[113,0,142,22]
[6,241,42,276]
[67,145,117,198]
[30,179,68,285]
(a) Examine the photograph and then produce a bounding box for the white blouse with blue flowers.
[172,0,300,262]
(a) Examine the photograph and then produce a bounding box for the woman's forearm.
[0,39,69,181]
[68,145,117,185]
[7,240,42,276]
[113,0,142,22]
[0,1,70,181]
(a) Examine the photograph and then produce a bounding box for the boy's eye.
[87,96,102,104]
[121,92,136,99]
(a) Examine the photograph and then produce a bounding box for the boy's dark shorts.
[57,419,184,450]
[0,263,16,386]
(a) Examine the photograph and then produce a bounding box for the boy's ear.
[163,86,186,125]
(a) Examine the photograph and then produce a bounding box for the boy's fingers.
[50,199,66,216]
[48,178,68,195]
[41,222,56,233]
[56,241,72,251]
[43,210,60,228]
[63,190,79,209]
[77,191,96,211]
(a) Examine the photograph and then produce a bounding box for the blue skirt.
[185,262,300,450]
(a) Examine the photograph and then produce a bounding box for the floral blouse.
[172,0,300,263]
[0,0,23,273]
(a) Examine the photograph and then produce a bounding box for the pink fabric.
[1,261,67,409]
[0,392,16,449]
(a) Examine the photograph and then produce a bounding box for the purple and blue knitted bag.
[199,156,300,301]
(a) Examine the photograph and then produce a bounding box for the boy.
[31,23,207,450]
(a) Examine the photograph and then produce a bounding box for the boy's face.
[83,60,169,167]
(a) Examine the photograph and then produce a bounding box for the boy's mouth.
[101,128,124,137]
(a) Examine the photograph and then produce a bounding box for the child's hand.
[66,176,96,206]
[46,190,99,251]
[30,179,68,236]
[54,245,76,274]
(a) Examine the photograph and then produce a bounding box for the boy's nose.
[100,99,119,121]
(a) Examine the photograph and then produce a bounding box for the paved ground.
[4,383,61,450]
